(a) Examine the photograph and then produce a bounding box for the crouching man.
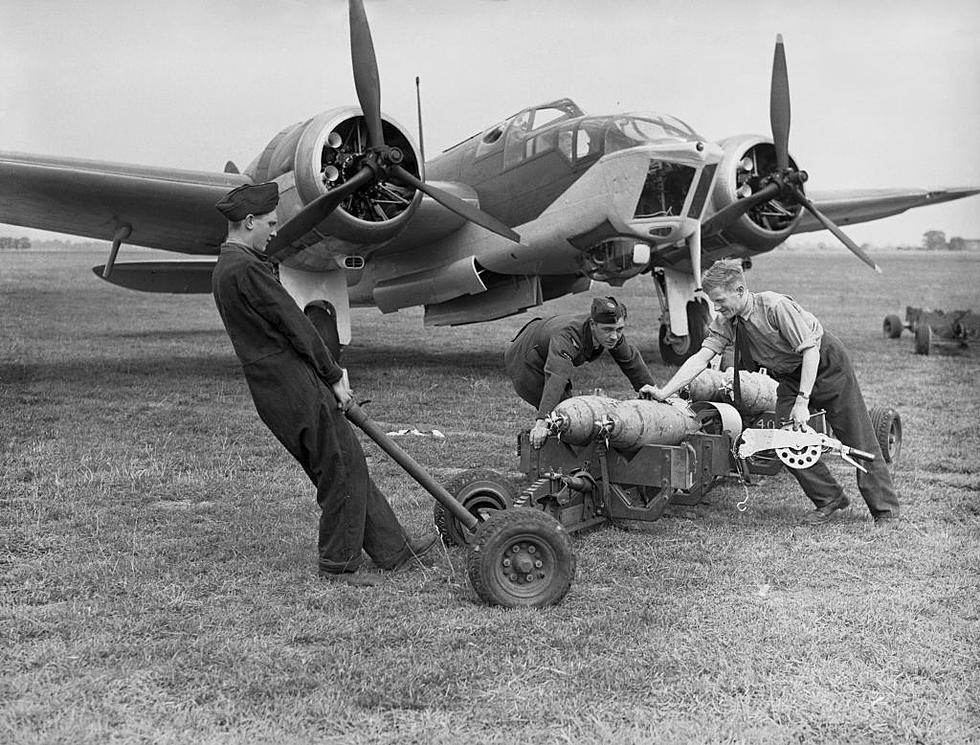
[504,296,657,448]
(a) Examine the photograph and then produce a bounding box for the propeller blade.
[791,186,882,273]
[770,34,791,173]
[702,182,782,236]
[267,166,376,259]
[392,164,521,243]
[349,0,384,150]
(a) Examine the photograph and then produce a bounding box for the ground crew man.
[647,258,900,525]
[211,182,436,586]
[504,296,658,448]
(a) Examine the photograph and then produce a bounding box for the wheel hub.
[501,541,548,585]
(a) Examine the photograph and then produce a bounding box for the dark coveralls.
[504,314,656,420]
[703,291,900,519]
[211,242,410,573]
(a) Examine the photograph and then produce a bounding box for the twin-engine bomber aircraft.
[1,1,977,364]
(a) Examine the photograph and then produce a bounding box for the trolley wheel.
[914,323,932,355]
[882,314,903,339]
[467,508,575,608]
[869,406,902,464]
[434,469,516,547]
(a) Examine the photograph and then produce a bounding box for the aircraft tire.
[883,314,903,338]
[659,299,711,366]
[467,508,575,608]
[305,300,342,362]
[869,406,902,464]
[434,469,516,547]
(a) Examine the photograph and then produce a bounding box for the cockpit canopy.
[473,98,703,168]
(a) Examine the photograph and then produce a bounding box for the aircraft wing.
[0,151,248,253]
[792,186,980,234]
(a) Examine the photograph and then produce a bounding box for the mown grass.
[1,247,978,744]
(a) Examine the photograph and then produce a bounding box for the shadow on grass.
[0,345,507,386]
[0,355,242,386]
[343,344,504,374]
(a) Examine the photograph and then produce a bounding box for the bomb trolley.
[431,397,902,608]
[883,305,979,355]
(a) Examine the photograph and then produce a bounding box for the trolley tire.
[914,323,932,355]
[467,508,575,608]
[883,314,903,339]
[433,469,516,547]
[869,406,902,464]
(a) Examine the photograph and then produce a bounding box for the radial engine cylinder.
[548,395,618,445]
[686,367,778,417]
[603,399,700,450]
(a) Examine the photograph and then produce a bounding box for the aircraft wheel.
[434,469,516,547]
[883,314,903,339]
[467,508,575,608]
[869,406,902,464]
[659,299,710,366]
[305,300,342,362]
[914,323,932,355]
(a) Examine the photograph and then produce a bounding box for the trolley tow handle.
[344,401,480,532]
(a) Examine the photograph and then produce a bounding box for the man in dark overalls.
[504,297,658,448]
[648,258,900,525]
[211,182,436,586]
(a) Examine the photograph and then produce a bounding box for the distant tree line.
[0,236,31,249]
[922,230,976,251]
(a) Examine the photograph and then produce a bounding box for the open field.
[1,248,979,744]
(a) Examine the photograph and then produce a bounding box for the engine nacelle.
[706,134,805,253]
[244,107,423,270]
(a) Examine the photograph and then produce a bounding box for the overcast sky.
[2,0,978,245]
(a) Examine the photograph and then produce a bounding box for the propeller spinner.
[705,35,881,274]
[269,0,519,260]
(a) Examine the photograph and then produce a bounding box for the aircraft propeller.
[269,0,519,260]
[704,34,881,273]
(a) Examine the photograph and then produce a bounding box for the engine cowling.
[244,107,423,269]
[706,134,805,253]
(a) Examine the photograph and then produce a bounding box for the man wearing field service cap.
[211,182,437,586]
[647,258,900,526]
[504,296,658,448]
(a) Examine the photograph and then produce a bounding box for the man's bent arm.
[652,348,716,400]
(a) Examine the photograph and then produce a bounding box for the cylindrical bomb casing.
[604,399,700,450]
[724,369,777,416]
[686,367,729,402]
[548,395,618,445]
[687,367,777,417]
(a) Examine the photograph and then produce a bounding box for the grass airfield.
[1,247,978,744]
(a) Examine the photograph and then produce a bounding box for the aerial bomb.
[686,367,778,416]
[548,395,618,445]
[602,399,700,450]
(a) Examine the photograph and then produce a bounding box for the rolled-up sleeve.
[701,314,734,356]
[768,297,823,353]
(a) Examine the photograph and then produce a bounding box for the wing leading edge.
[794,187,980,235]
[0,152,248,254]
